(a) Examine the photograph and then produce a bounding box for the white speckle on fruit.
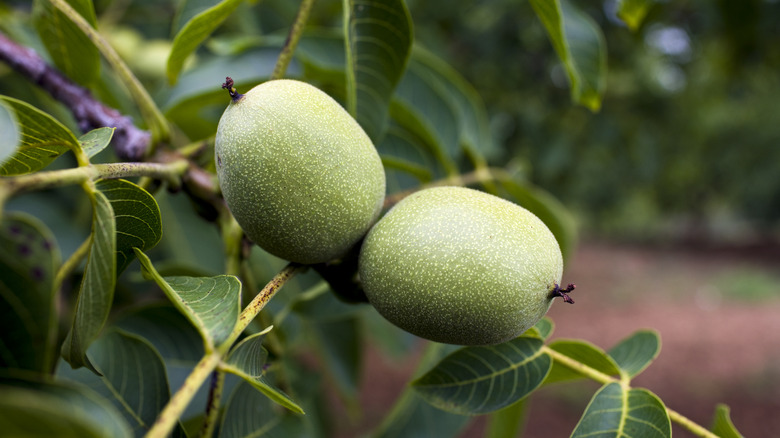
[359,186,563,345]
[215,79,386,264]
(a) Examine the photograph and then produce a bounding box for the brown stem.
[0,32,150,161]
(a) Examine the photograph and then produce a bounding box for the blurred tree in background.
[407,0,780,241]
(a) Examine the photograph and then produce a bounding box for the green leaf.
[220,381,309,438]
[0,95,80,176]
[381,394,473,438]
[534,317,555,340]
[410,46,499,160]
[709,404,744,438]
[0,212,60,373]
[79,127,114,158]
[0,101,20,164]
[378,120,441,192]
[0,378,132,438]
[571,382,671,438]
[297,30,347,78]
[391,59,460,174]
[608,330,661,379]
[529,0,607,111]
[167,0,244,85]
[344,0,414,141]
[61,190,116,374]
[221,330,305,415]
[59,329,173,436]
[32,0,100,86]
[134,248,240,351]
[618,0,654,32]
[545,339,621,385]
[374,342,472,438]
[485,398,528,438]
[161,47,287,140]
[497,176,578,261]
[97,179,162,274]
[291,284,362,321]
[114,304,205,362]
[412,337,551,415]
[310,316,362,400]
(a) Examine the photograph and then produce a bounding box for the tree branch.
[0,31,150,161]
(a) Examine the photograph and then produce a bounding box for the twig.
[199,370,226,438]
[270,0,316,80]
[0,32,150,161]
[47,0,170,145]
[145,263,306,438]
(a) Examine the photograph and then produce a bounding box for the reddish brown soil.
[343,241,780,437]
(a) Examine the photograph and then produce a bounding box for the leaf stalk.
[544,346,719,438]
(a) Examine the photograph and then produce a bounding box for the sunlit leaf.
[545,339,621,385]
[497,176,578,261]
[79,127,114,158]
[344,0,413,141]
[61,190,116,374]
[0,96,80,176]
[58,329,173,436]
[221,330,305,415]
[413,337,551,415]
[0,101,20,164]
[134,248,240,351]
[167,0,244,85]
[608,330,661,378]
[97,179,162,274]
[571,382,671,438]
[618,0,654,32]
[709,404,744,438]
[32,0,100,86]
[529,0,607,111]
[0,378,132,438]
[0,213,59,373]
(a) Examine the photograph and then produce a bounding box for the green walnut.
[359,186,574,345]
[215,78,385,264]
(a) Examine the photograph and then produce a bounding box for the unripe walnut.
[359,186,570,345]
[215,79,385,264]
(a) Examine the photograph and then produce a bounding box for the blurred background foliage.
[404,0,780,242]
[2,0,779,245]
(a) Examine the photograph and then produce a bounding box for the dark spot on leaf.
[42,240,53,251]
[9,225,22,235]
[30,266,44,281]
[18,244,31,256]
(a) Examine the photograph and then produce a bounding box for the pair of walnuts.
[215,79,567,346]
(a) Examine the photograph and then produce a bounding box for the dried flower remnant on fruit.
[222,77,244,102]
[550,283,577,304]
